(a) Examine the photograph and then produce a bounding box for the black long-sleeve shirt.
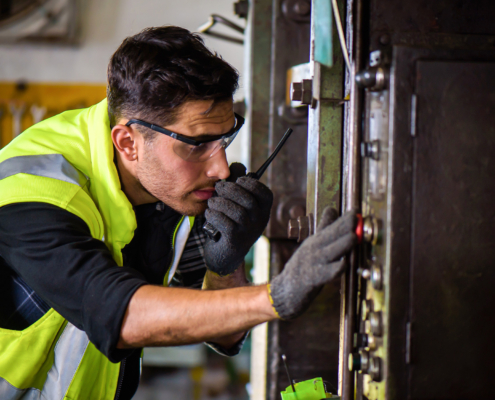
[0,201,210,360]
[0,201,247,400]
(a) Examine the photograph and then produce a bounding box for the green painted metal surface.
[307,0,345,220]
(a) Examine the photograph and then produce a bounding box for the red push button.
[356,213,364,243]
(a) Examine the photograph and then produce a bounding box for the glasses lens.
[173,140,221,162]
[172,126,241,162]
[208,128,239,159]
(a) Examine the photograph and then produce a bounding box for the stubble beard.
[135,152,211,216]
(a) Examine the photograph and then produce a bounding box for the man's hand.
[269,207,357,320]
[204,164,273,276]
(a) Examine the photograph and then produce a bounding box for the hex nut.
[291,82,303,101]
[288,218,299,239]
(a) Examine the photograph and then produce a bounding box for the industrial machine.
[231,0,495,399]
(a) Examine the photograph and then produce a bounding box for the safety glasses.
[125,113,245,162]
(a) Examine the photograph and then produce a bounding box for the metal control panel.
[348,46,495,400]
[349,53,390,399]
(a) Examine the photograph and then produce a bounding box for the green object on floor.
[280,377,338,399]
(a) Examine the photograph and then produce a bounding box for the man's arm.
[118,208,358,349]
[202,262,250,350]
[117,281,274,348]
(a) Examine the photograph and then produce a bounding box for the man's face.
[134,100,234,215]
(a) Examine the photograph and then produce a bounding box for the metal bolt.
[291,82,303,101]
[287,214,314,242]
[367,334,378,351]
[293,0,310,16]
[349,351,370,373]
[371,263,383,291]
[355,67,387,91]
[298,215,310,241]
[362,299,374,320]
[288,218,299,239]
[358,267,371,280]
[361,140,381,160]
[353,333,367,348]
[363,216,380,245]
[368,357,382,381]
[291,79,313,105]
[363,217,374,243]
[369,311,383,336]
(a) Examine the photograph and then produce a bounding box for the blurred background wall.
[0,0,247,164]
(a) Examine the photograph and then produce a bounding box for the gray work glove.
[269,207,357,320]
[204,163,273,276]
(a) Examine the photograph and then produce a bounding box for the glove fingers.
[215,181,256,210]
[204,209,236,236]
[316,207,339,233]
[226,162,247,183]
[319,232,357,263]
[313,210,357,247]
[235,176,273,206]
[318,258,347,284]
[207,197,249,226]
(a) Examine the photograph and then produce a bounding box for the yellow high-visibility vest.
[0,99,194,399]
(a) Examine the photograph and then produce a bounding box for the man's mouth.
[192,187,216,200]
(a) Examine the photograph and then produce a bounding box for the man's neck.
[114,149,158,206]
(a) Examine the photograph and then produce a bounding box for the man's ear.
[112,124,138,161]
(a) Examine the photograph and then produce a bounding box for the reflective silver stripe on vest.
[0,154,88,188]
[0,378,39,400]
[0,323,90,400]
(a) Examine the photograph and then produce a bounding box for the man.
[0,27,356,399]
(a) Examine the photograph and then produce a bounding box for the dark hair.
[107,26,239,137]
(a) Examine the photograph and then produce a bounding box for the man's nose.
[205,148,230,180]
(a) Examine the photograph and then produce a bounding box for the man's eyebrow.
[189,133,223,140]
[177,132,224,141]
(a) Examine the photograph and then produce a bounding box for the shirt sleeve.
[205,332,250,357]
[178,216,249,357]
[0,202,147,363]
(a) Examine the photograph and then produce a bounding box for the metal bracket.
[197,14,244,45]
